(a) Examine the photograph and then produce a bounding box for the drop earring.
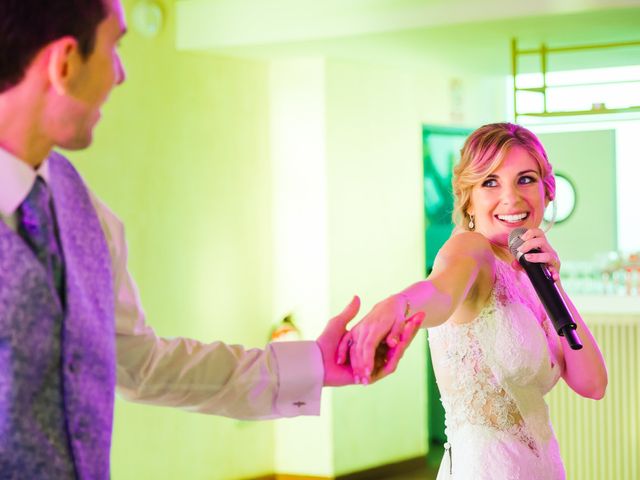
[468,215,475,230]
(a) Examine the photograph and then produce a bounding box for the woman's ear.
[47,37,81,95]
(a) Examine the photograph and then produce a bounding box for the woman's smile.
[494,212,530,226]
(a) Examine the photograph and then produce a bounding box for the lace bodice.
[428,257,562,453]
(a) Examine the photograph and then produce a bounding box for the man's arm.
[93,195,325,419]
[94,195,420,419]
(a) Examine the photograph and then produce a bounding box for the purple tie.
[17,176,65,302]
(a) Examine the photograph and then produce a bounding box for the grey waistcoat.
[0,152,115,479]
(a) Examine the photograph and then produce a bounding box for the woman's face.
[468,146,548,247]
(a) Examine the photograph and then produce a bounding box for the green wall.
[539,130,617,261]
[323,58,507,475]
[71,1,276,478]
[325,58,428,475]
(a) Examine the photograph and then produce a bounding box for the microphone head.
[508,227,527,257]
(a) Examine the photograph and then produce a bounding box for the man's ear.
[47,37,81,95]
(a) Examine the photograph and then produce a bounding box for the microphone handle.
[560,325,583,351]
[518,255,583,351]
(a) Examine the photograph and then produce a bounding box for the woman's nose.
[501,184,521,205]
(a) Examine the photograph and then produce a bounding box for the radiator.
[547,317,640,480]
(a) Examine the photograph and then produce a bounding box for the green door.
[422,125,473,458]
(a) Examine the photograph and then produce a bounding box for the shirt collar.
[0,147,51,217]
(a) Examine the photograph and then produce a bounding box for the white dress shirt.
[0,148,323,419]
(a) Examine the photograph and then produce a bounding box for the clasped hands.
[317,295,423,387]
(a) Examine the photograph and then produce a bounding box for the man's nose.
[115,55,126,85]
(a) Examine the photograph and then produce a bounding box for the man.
[0,0,422,478]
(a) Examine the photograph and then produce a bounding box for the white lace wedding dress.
[428,257,565,480]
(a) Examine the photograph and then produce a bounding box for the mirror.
[545,173,576,224]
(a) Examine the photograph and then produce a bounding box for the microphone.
[508,227,583,350]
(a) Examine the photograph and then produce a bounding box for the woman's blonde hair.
[452,123,556,230]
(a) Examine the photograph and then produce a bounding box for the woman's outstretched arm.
[344,231,495,383]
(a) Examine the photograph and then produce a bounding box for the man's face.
[48,0,127,149]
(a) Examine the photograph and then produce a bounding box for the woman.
[343,123,608,479]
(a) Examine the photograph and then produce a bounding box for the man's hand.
[317,296,362,386]
[317,296,424,386]
[337,294,414,384]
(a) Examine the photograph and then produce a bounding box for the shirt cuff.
[270,340,323,417]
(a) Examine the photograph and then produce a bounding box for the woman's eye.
[519,175,537,184]
[481,178,497,187]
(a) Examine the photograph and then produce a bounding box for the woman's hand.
[337,294,413,384]
[514,228,561,282]
[516,230,608,399]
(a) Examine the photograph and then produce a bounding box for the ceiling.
[176,0,640,74]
